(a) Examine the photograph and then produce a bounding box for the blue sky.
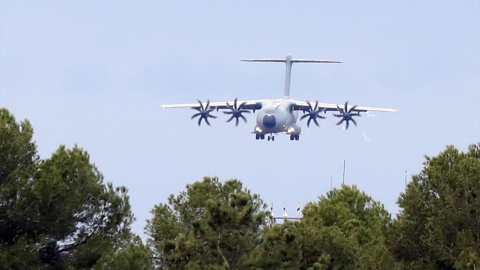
[1,1,479,239]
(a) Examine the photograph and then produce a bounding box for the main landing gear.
[255,134,275,141]
[255,134,299,141]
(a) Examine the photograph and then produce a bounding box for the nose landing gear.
[255,134,275,141]
[290,134,300,141]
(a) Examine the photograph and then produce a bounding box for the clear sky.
[1,1,479,239]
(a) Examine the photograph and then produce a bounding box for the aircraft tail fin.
[242,55,341,98]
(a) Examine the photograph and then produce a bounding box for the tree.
[301,185,393,270]
[0,108,149,269]
[0,108,38,186]
[0,108,43,269]
[248,185,394,270]
[245,221,301,269]
[92,235,153,270]
[146,177,270,269]
[390,143,480,270]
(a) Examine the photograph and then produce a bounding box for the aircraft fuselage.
[254,98,301,139]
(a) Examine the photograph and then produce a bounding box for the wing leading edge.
[161,99,397,113]
[293,100,398,113]
[293,100,397,130]
[161,99,264,111]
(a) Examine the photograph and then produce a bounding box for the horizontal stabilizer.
[241,59,342,63]
[242,55,341,97]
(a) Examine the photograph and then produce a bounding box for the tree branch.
[217,234,229,269]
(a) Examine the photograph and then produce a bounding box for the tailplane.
[242,55,341,98]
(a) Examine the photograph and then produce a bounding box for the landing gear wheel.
[260,134,265,140]
[256,134,260,140]
[295,134,300,140]
[290,135,294,141]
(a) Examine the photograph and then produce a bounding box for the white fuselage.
[254,98,301,135]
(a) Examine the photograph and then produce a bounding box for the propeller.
[223,98,250,126]
[191,100,217,126]
[333,101,361,130]
[300,101,326,127]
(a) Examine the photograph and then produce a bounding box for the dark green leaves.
[391,143,480,269]
[146,177,270,269]
[0,109,148,269]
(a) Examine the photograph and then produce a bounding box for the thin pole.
[342,160,346,185]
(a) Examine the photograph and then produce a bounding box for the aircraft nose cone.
[263,115,276,128]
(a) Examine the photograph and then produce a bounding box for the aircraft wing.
[293,100,398,113]
[161,99,264,111]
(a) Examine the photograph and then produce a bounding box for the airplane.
[161,55,397,141]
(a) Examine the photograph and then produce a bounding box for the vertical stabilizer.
[284,55,293,97]
[241,55,341,98]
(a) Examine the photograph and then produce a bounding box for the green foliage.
[0,108,146,269]
[92,236,153,270]
[248,185,394,270]
[0,235,43,270]
[146,177,270,269]
[4,108,478,269]
[0,108,38,186]
[303,185,394,270]
[246,221,301,269]
[0,108,39,253]
[391,143,480,269]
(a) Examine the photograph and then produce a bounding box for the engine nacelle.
[284,123,301,135]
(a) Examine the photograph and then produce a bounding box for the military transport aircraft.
[161,55,397,141]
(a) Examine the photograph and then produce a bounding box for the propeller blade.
[191,113,198,119]
[300,100,325,128]
[240,114,247,123]
[333,101,361,130]
[197,99,205,111]
[204,117,210,126]
[337,105,343,113]
[238,101,247,110]
[191,99,216,126]
[348,105,358,114]
[307,101,313,111]
[224,97,250,126]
